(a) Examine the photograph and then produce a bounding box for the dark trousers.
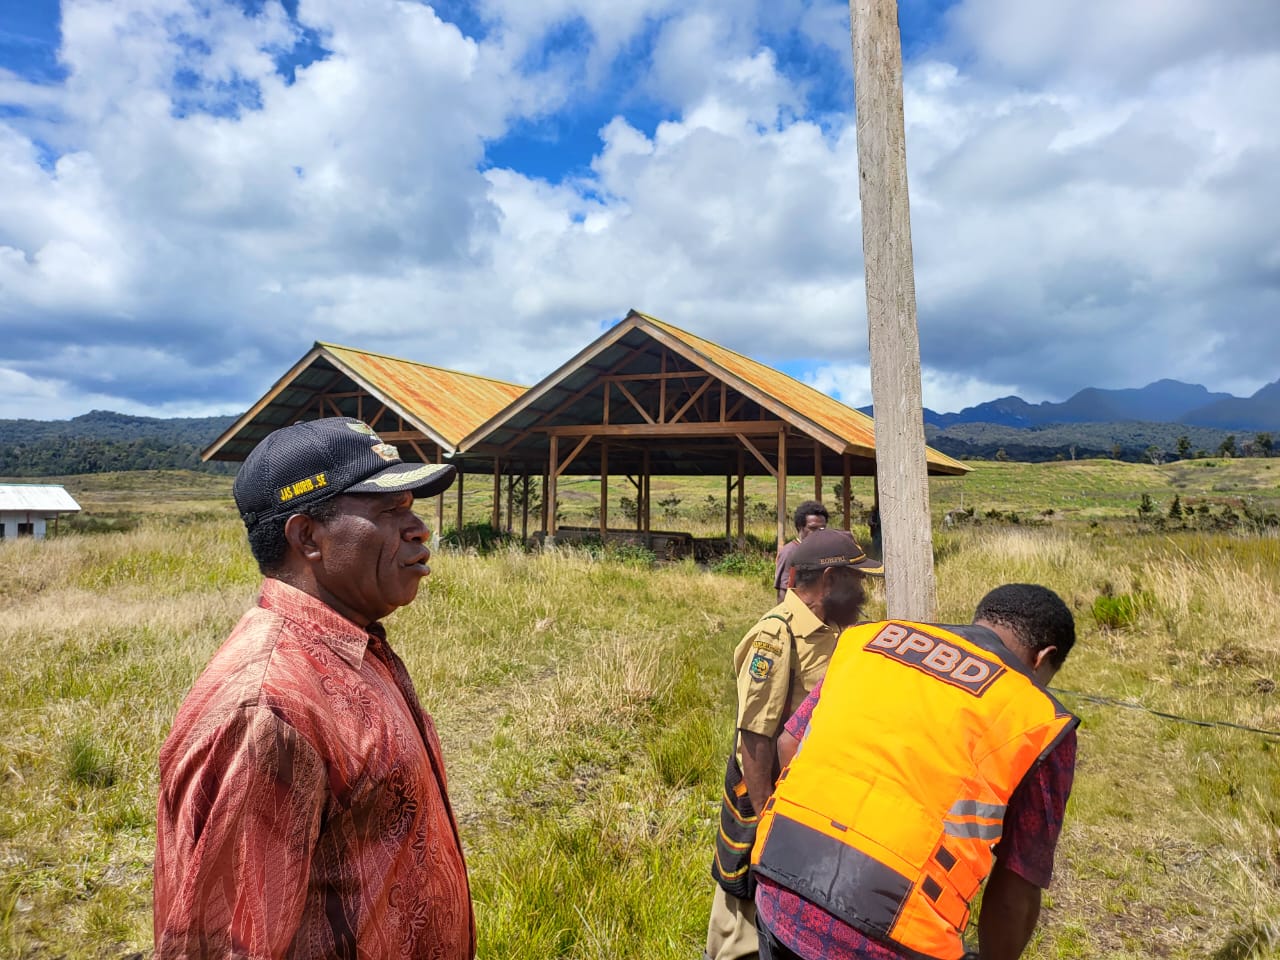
[756,913,808,960]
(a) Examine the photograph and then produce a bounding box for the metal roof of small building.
[0,484,82,513]
[203,342,528,462]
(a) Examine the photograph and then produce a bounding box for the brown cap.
[789,528,884,576]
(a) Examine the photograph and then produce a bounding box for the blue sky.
[0,0,1277,420]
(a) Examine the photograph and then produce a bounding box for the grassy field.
[547,455,1280,533]
[26,452,1280,536]
[2,459,1280,958]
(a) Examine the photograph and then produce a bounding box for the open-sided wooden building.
[202,341,528,537]
[203,311,968,552]
[457,310,968,551]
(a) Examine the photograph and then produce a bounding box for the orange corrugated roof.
[636,313,968,474]
[320,343,527,449]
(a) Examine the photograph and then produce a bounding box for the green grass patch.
[64,732,117,789]
[1090,591,1152,631]
[2,464,1280,957]
[710,550,775,581]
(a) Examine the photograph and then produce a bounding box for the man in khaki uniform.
[705,529,884,960]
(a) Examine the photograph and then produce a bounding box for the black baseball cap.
[233,417,456,530]
[790,528,884,576]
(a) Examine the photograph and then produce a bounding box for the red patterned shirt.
[155,578,474,959]
[755,679,1076,960]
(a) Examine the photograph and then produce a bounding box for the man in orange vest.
[752,584,1078,960]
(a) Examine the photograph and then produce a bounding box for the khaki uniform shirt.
[732,590,838,759]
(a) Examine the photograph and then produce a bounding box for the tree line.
[0,437,235,477]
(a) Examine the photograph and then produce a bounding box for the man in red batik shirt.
[154,417,473,959]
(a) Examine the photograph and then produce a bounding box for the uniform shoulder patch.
[751,637,784,656]
[749,652,774,681]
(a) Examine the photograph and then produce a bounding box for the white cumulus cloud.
[0,0,1275,421]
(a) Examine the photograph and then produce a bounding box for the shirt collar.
[259,578,373,670]
[782,587,829,635]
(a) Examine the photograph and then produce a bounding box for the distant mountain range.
[860,378,1280,432]
[1,378,1277,477]
[856,377,1279,462]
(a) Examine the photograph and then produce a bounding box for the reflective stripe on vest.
[752,620,1077,960]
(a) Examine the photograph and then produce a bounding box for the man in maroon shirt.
[773,501,829,602]
[155,417,474,959]
[756,680,1074,960]
[753,585,1078,960]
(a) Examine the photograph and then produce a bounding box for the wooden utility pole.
[851,0,936,621]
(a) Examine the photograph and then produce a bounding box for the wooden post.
[776,428,788,551]
[522,473,530,543]
[725,473,732,540]
[492,458,501,529]
[541,469,549,538]
[506,474,514,533]
[631,477,642,532]
[548,436,559,544]
[642,448,651,535]
[456,466,464,534]
[737,448,746,549]
[599,441,609,538]
[852,0,936,620]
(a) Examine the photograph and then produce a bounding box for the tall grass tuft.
[1090,591,1150,631]
[64,731,117,788]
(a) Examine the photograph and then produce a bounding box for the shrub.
[607,542,657,567]
[558,536,655,566]
[442,521,512,552]
[1091,592,1151,631]
[61,513,141,536]
[695,495,723,522]
[743,531,777,553]
[711,551,774,581]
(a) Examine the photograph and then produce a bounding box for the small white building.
[0,484,82,540]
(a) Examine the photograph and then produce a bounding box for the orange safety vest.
[752,620,1078,960]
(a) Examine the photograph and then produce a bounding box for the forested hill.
[0,409,1273,476]
[0,411,237,477]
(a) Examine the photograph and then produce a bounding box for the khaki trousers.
[703,884,759,960]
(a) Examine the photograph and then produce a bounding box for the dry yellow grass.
[2,476,1279,958]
